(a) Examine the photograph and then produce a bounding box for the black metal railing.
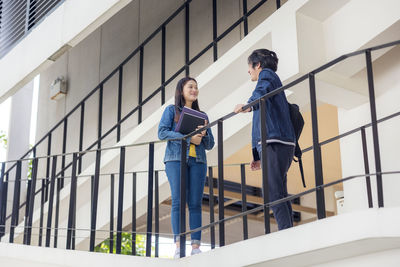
[0,40,399,258]
[0,0,65,58]
[1,0,284,216]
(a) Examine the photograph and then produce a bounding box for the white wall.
[338,45,400,212]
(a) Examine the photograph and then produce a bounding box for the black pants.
[257,143,295,230]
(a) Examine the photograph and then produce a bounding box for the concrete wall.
[338,45,400,212]
[34,0,285,173]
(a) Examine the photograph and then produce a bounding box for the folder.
[175,106,208,135]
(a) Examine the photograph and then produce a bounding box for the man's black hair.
[248,49,278,72]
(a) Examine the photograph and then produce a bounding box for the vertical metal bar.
[45,156,57,247]
[89,150,101,251]
[155,170,160,258]
[23,166,32,244]
[38,172,45,246]
[116,146,125,254]
[0,163,5,239]
[365,50,384,208]
[54,176,61,247]
[276,0,281,9]
[259,98,270,234]
[309,73,326,219]
[242,0,248,36]
[66,153,78,249]
[138,47,144,124]
[161,25,166,105]
[45,133,52,201]
[25,157,38,245]
[212,0,218,61]
[117,66,123,142]
[0,173,9,241]
[61,118,67,188]
[146,143,154,257]
[9,161,22,243]
[361,127,373,208]
[98,84,103,149]
[109,174,114,253]
[79,103,85,174]
[185,1,190,76]
[240,164,248,240]
[217,120,225,246]
[132,172,137,256]
[179,139,187,257]
[208,166,215,249]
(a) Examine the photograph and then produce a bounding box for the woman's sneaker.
[174,248,180,259]
[191,248,202,255]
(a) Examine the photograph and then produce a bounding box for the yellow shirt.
[189,144,197,157]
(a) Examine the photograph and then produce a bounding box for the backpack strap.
[298,157,306,188]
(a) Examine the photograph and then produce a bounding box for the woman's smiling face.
[182,80,199,104]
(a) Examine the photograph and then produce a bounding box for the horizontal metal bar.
[180,170,400,236]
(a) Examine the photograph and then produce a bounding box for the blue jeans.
[165,157,207,244]
[257,143,294,230]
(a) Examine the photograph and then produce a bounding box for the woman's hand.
[191,134,203,145]
[196,120,208,137]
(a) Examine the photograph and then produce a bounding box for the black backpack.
[288,103,306,187]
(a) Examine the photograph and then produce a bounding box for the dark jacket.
[247,68,295,150]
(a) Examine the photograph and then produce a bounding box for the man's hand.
[250,160,261,171]
[191,134,202,145]
[234,104,251,113]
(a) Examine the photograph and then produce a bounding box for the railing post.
[66,153,78,249]
[360,127,373,208]
[179,139,187,257]
[276,0,281,9]
[365,49,384,208]
[89,150,101,251]
[185,1,190,76]
[25,157,38,245]
[212,0,218,61]
[0,163,6,240]
[146,143,154,257]
[98,84,103,149]
[309,73,326,219]
[117,66,123,142]
[155,170,160,258]
[240,164,248,240]
[45,133,52,201]
[61,118,68,188]
[45,156,57,247]
[161,25,166,105]
[132,172,137,256]
[9,161,22,243]
[79,103,85,174]
[208,166,215,249]
[242,0,248,36]
[259,98,270,234]
[109,174,115,253]
[138,47,144,124]
[116,146,125,254]
[217,120,225,246]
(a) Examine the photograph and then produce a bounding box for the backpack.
[288,103,306,188]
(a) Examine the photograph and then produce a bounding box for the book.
[175,106,208,135]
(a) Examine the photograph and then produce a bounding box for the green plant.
[94,233,151,256]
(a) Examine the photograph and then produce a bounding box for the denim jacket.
[158,104,215,164]
[248,68,295,150]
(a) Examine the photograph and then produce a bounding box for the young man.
[234,49,295,230]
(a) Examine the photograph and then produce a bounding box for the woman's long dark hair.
[174,77,200,122]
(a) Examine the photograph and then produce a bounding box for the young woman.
[158,77,214,258]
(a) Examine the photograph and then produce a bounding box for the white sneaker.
[174,248,180,259]
[191,248,202,255]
